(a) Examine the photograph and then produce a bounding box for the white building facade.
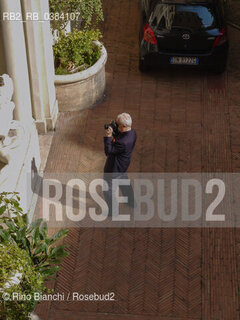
[0,0,58,213]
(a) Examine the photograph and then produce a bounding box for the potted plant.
[0,192,69,320]
[49,0,107,112]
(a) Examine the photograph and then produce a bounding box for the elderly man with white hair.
[104,113,137,215]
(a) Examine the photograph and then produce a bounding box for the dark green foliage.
[53,29,102,74]
[49,0,104,31]
[49,0,104,75]
[0,192,69,280]
[0,243,45,320]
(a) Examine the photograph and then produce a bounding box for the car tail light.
[143,23,157,45]
[213,28,227,47]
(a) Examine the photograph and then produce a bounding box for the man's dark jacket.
[104,129,136,173]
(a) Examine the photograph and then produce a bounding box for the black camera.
[104,120,119,137]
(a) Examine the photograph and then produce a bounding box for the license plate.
[170,57,199,65]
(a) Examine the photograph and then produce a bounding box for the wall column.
[21,0,47,133]
[40,0,59,130]
[21,0,58,132]
[0,0,32,124]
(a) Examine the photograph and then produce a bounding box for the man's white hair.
[117,113,132,127]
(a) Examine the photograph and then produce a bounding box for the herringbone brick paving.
[35,0,240,319]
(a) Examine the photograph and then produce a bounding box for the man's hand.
[105,126,113,137]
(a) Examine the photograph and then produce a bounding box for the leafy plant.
[49,0,104,32]
[49,0,104,75]
[53,29,102,74]
[0,243,45,320]
[0,192,69,280]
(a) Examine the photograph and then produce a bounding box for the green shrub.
[53,29,102,74]
[0,192,69,280]
[49,0,104,75]
[49,0,104,32]
[0,243,45,320]
[0,193,69,318]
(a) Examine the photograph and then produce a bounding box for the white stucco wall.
[0,0,58,215]
[0,24,6,75]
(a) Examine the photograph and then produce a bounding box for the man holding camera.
[104,113,136,215]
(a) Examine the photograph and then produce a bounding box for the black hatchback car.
[139,0,228,73]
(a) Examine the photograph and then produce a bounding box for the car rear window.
[149,3,218,31]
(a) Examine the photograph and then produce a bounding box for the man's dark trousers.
[103,172,135,214]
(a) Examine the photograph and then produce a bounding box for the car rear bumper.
[140,44,228,68]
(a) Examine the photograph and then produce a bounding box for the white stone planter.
[54,42,107,112]
[30,312,41,320]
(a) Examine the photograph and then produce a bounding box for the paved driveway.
[36,0,240,319]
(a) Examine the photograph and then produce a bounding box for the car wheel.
[139,59,149,72]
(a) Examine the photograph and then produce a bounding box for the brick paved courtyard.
[36,0,240,319]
